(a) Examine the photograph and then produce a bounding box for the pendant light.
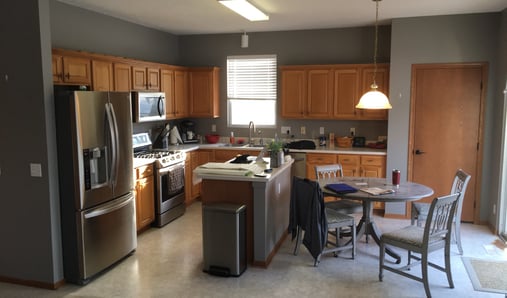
[356,0,392,110]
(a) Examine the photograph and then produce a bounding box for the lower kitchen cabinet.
[185,149,215,204]
[306,152,386,210]
[134,164,155,232]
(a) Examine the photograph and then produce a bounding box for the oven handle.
[157,162,184,174]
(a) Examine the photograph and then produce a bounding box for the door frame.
[407,62,488,224]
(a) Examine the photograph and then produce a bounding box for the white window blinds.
[226,55,277,100]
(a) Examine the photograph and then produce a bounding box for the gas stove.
[134,150,185,168]
[133,132,185,168]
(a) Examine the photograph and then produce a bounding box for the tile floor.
[1,201,506,298]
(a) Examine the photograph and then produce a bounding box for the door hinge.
[477,142,480,151]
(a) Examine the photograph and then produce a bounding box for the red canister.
[392,169,401,186]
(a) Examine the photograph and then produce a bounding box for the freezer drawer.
[78,193,136,283]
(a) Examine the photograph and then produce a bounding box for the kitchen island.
[195,158,293,267]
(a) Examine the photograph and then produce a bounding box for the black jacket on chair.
[288,176,328,260]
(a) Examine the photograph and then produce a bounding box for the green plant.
[267,140,283,152]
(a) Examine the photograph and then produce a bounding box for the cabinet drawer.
[306,153,336,164]
[338,155,359,165]
[135,164,154,179]
[361,155,385,166]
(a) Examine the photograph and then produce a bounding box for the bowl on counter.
[205,134,220,144]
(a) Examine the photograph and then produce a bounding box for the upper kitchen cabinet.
[52,54,91,85]
[333,67,360,119]
[113,63,132,92]
[92,60,113,91]
[189,67,220,118]
[280,63,389,120]
[132,66,160,91]
[161,67,189,119]
[280,67,333,119]
[357,64,390,120]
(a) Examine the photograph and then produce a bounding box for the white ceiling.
[57,0,507,35]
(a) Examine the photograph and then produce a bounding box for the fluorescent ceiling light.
[219,0,269,21]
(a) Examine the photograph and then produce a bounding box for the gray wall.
[178,27,391,142]
[50,0,179,64]
[0,0,62,284]
[386,13,502,220]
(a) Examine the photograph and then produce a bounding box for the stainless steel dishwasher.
[291,152,307,178]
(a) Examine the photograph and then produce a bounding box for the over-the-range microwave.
[132,91,166,122]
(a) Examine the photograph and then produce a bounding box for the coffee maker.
[179,120,198,143]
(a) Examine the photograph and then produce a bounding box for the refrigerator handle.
[84,194,133,219]
[105,102,118,189]
[109,102,120,189]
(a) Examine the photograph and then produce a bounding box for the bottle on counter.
[230,131,235,144]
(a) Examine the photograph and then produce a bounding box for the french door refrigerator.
[55,91,136,284]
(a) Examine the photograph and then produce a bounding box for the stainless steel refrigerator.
[55,91,137,284]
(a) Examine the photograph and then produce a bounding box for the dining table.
[320,177,434,264]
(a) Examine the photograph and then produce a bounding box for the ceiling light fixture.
[218,0,269,21]
[356,0,392,110]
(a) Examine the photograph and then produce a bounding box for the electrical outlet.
[211,124,216,132]
[319,127,325,135]
[350,128,356,136]
[300,126,306,135]
[281,126,291,135]
[30,163,42,177]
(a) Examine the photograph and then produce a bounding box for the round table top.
[320,177,434,203]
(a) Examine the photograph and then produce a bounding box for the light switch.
[319,127,325,135]
[211,124,216,132]
[30,163,42,177]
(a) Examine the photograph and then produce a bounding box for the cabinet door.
[189,68,219,118]
[333,68,359,119]
[92,60,113,91]
[338,155,360,177]
[132,66,147,90]
[62,56,91,84]
[358,65,389,120]
[136,176,155,231]
[147,67,160,91]
[174,70,189,118]
[114,63,131,92]
[52,55,63,83]
[161,69,175,118]
[360,155,386,178]
[306,153,337,179]
[307,69,333,118]
[281,69,306,118]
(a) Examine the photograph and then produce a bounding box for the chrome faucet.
[248,121,255,146]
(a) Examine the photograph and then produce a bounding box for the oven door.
[156,162,185,213]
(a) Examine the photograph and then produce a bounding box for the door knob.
[415,149,426,155]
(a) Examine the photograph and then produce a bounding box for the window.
[227,55,277,127]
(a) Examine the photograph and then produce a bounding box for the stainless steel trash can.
[202,203,246,277]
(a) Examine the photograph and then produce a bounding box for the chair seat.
[326,199,362,214]
[382,225,447,250]
[325,208,355,225]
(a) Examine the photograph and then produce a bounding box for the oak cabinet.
[189,67,220,118]
[161,68,189,119]
[113,63,132,92]
[305,153,337,180]
[280,64,389,120]
[132,66,160,91]
[174,70,189,118]
[360,155,386,178]
[52,55,91,85]
[134,164,155,231]
[338,154,361,177]
[185,149,215,203]
[357,65,390,120]
[92,60,113,91]
[280,68,333,118]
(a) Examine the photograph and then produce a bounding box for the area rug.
[462,257,507,295]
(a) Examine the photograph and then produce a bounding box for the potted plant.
[267,140,284,168]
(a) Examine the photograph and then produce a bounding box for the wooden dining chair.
[314,164,363,214]
[410,169,471,254]
[288,176,356,266]
[379,192,461,298]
